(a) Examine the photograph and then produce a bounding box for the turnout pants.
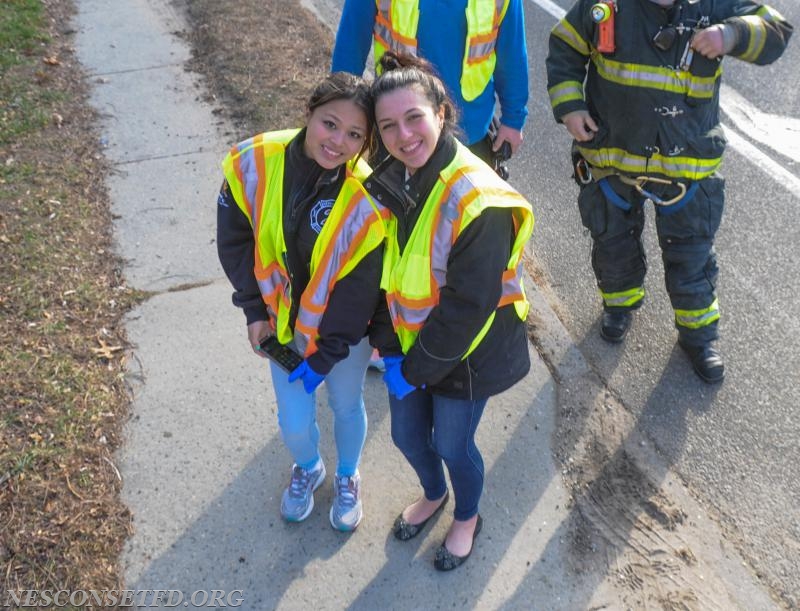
[577,173,725,345]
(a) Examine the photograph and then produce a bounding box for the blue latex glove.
[288,359,325,394]
[382,357,417,399]
[381,354,404,369]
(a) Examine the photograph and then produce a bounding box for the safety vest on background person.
[373,0,510,101]
[382,142,534,355]
[221,129,388,356]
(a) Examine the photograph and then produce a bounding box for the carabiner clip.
[634,178,686,206]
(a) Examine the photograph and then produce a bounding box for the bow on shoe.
[288,360,325,394]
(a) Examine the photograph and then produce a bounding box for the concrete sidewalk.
[73,0,776,609]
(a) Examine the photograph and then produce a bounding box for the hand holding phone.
[258,335,304,372]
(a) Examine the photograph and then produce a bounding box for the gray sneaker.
[280,460,326,522]
[329,471,363,532]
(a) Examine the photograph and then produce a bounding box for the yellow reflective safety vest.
[373,0,509,101]
[221,129,388,356]
[382,142,533,355]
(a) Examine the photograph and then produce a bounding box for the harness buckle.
[575,157,593,185]
[616,174,687,206]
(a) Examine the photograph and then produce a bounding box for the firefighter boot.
[600,310,632,343]
[678,339,725,384]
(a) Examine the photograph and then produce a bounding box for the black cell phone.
[489,116,512,180]
[258,335,304,373]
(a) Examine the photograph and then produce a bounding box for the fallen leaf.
[91,338,123,359]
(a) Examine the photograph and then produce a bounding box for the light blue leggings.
[270,337,372,477]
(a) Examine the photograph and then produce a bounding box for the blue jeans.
[270,337,372,477]
[388,391,488,520]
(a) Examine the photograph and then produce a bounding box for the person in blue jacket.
[331,0,529,164]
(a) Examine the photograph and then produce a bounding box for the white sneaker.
[368,350,386,372]
[329,471,363,532]
[280,460,326,522]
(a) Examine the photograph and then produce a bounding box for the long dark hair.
[371,51,459,138]
[306,72,374,160]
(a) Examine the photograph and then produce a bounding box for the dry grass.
[180,0,335,135]
[1,0,143,593]
[1,0,333,594]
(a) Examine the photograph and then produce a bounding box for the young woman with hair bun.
[366,51,535,571]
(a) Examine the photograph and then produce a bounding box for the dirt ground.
[0,0,331,593]
[526,268,790,609]
[177,0,336,138]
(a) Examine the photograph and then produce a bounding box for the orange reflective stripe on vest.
[294,189,390,354]
[465,0,507,64]
[375,0,418,57]
[255,260,290,315]
[383,143,533,354]
[221,129,385,355]
[372,0,508,100]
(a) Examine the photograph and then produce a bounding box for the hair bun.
[380,51,404,72]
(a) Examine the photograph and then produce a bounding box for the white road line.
[720,84,800,163]
[529,0,800,195]
[723,127,800,197]
[531,0,566,19]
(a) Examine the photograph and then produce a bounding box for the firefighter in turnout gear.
[546,0,792,383]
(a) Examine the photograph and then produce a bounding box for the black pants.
[466,134,495,165]
[577,173,725,345]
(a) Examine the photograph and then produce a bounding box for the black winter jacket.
[216,130,382,375]
[365,133,530,399]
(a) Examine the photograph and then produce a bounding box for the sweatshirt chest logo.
[310,199,334,234]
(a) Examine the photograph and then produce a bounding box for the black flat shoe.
[393,490,449,541]
[433,514,483,571]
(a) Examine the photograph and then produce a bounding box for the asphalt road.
[308,0,800,604]
[522,0,800,604]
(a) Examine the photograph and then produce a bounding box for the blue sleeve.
[331,0,378,75]
[494,0,529,131]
